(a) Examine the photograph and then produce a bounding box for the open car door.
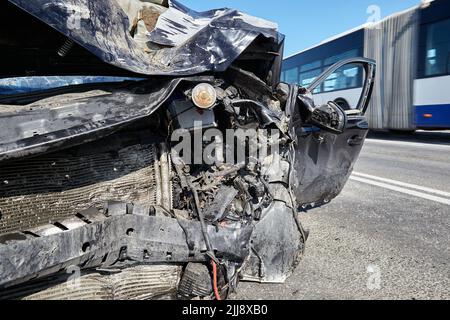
[292,58,376,208]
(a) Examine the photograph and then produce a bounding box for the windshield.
[0,76,143,95]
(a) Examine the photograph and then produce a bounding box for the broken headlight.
[191,83,217,109]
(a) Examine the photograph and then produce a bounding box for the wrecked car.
[0,0,375,300]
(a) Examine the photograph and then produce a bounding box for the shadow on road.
[367,130,450,146]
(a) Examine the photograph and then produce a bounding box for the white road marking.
[353,172,450,198]
[365,139,450,150]
[349,176,450,206]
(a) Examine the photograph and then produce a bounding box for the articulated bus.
[282,0,450,131]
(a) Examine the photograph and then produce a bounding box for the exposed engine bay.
[0,70,307,299]
[0,0,375,300]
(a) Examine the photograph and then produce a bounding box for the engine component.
[203,186,239,223]
[57,39,74,57]
[168,100,217,130]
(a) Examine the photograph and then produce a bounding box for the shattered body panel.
[7,0,282,76]
[0,0,375,300]
[0,76,215,161]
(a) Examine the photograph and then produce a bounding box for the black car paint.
[293,116,369,206]
[6,0,282,77]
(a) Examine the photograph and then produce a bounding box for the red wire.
[211,261,221,300]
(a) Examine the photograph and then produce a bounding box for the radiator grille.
[0,264,181,300]
[0,141,159,235]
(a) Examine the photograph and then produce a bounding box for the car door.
[291,58,376,208]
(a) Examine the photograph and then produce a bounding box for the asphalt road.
[232,131,450,300]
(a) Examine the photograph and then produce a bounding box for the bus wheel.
[334,98,351,111]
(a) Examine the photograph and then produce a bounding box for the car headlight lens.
[192,83,217,109]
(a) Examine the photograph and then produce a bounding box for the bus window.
[284,67,298,84]
[323,63,363,92]
[300,60,321,72]
[425,18,450,77]
[323,49,359,67]
[299,69,322,93]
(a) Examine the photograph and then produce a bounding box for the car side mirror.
[309,101,347,134]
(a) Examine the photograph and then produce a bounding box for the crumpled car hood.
[8,0,283,76]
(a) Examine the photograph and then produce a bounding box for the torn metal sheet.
[7,0,282,76]
[0,207,253,288]
[0,76,214,161]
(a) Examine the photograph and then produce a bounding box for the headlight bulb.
[191,83,217,109]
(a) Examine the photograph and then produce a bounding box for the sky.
[181,0,420,56]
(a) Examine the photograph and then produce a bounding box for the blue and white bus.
[282,0,450,131]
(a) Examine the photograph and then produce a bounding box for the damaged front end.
[0,0,375,300]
